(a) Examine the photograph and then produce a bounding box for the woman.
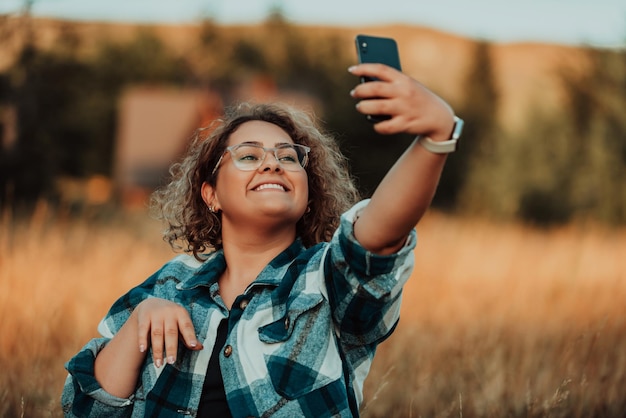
[62,63,463,417]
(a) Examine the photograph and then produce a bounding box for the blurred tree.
[438,41,501,214]
[0,73,12,205]
[195,18,223,73]
[266,2,288,26]
[4,41,99,204]
[558,47,626,224]
[199,18,220,48]
[4,16,622,226]
[91,29,190,86]
[1,29,190,208]
[232,39,268,72]
[484,45,626,226]
[512,107,577,225]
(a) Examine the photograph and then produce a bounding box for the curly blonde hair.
[150,102,361,260]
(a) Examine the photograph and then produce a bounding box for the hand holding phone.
[354,34,402,122]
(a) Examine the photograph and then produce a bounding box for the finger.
[177,312,203,351]
[355,98,399,122]
[357,101,413,135]
[372,117,405,135]
[150,318,165,368]
[351,80,395,100]
[163,315,180,365]
[136,309,151,355]
[349,63,400,82]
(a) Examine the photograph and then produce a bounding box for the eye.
[237,153,260,161]
[233,145,263,162]
[278,154,298,163]
[276,147,299,164]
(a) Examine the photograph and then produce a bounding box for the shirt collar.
[177,239,307,291]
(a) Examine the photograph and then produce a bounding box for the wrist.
[417,116,464,154]
[429,116,456,142]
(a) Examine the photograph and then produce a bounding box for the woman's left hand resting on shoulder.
[348,63,457,255]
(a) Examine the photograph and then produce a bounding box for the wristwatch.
[417,116,464,154]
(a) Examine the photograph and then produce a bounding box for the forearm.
[348,63,458,255]
[94,309,146,398]
[354,138,447,254]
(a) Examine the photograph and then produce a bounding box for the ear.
[201,182,221,212]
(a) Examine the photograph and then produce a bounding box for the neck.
[219,220,297,288]
[217,228,295,309]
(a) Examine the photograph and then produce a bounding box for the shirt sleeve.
[61,296,148,416]
[61,338,135,417]
[61,280,154,416]
[60,255,190,417]
[325,199,417,347]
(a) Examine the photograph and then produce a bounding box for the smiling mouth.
[254,183,286,192]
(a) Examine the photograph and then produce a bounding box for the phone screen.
[355,34,402,121]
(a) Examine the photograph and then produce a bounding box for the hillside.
[1,15,590,130]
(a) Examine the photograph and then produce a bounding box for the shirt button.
[239,299,248,310]
[223,345,233,357]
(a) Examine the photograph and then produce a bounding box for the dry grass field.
[1,202,624,417]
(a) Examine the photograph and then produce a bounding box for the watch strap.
[417,116,464,154]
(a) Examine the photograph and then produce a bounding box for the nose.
[259,151,282,172]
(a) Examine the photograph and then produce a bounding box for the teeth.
[255,183,285,191]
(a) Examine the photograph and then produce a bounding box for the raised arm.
[348,63,460,255]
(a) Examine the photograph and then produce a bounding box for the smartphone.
[355,34,402,122]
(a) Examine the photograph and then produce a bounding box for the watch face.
[452,116,464,140]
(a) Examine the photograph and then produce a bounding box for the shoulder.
[129,253,214,294]
[161,253,206,273]
[159,252,219,276]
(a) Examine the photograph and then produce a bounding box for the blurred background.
[0,0,624,222]
[1,1,625,417]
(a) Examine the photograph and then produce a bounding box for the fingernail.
[349,89,355,97]
[348,66,356,73]
[167,356,176,365]
[155,358,162,368]
[139,344,145,353]
[189,341,197,348]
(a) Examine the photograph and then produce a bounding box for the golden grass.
[1,204,624,417]
[362,213,626,417]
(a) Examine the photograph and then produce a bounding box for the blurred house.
[113,86,223,208]
[114,79,320,209]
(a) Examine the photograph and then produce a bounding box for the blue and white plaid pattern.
[62,200,416,417]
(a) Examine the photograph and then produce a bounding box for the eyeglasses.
[212,143,310,175]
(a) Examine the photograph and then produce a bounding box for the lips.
[253,183,287,192]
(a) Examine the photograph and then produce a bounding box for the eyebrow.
[237,141,293,147]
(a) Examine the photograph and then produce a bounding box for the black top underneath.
[197,319,232,417]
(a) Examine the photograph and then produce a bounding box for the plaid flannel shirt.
[62,200,416,417]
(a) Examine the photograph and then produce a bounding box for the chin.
[261,206,305,221]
